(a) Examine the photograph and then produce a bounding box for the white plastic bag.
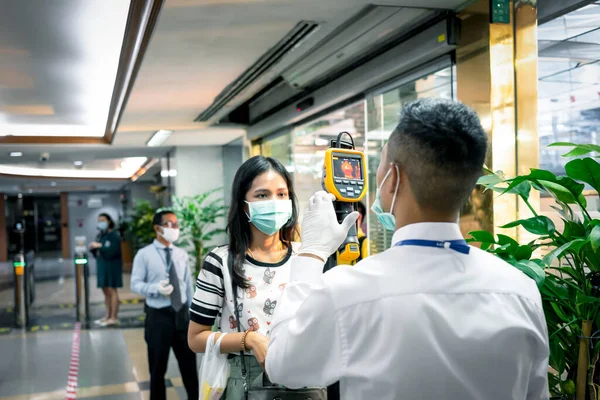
[199,332,230,400]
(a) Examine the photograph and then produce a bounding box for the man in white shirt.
[131,210,198,400]
[266,98,549,399]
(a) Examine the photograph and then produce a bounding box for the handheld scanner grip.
[336,202,360,263]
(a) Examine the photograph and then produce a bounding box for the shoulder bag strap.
[233,285,249,398]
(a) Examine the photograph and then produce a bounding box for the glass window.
[538,4,600,188]
[366,66,454,255]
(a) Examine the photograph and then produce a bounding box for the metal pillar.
[13,253,28,329]
[74,254,90,327]
[456,0,540,240]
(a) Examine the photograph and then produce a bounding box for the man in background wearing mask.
[266,98,549,399]
[131,210,198,400]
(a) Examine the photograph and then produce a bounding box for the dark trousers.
[145,306,198,400]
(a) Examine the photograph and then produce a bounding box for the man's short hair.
[153,210,176,226]
[387,98,488,213]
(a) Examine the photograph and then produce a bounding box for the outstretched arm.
[266,256,343,388]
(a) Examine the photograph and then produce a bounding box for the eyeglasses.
[161,222,179,229]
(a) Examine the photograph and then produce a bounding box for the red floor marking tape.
[65,322,81,400]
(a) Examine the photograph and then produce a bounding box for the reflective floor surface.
[0,327,201,399]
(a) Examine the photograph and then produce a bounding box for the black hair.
[227,156,298,290]
[98,213,116,229]
[387,98,488,213]
[357,202,366,218]
[153,210,176,226]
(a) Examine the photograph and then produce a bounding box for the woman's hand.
[89,242,102,250]
[246,331,270,369]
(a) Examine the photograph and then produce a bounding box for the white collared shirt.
[266,223,549,400]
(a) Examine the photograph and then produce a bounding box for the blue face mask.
[97,221,108,231]
[246,199,293,236]
[371,165,399,231]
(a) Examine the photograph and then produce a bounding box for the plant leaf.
[467,230,496,244]
[591,225,600,253]
[512,260,545,287]
[501,216,556,235]
[548,142,600,157]
[565,157,600,193]
[514,245,533,261]
[542,239,588,265]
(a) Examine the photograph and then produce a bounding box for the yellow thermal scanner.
[322,132,367,264]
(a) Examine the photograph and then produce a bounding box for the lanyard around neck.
[394,239,470,255]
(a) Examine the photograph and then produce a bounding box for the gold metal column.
[456,0,539,239]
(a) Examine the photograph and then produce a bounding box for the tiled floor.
[0,273,146,333]
[0,327,201,400]
[0,268,196,399]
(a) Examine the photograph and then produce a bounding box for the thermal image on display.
[333,157,361,180]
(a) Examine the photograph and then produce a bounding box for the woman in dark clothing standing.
[89,213,123,326]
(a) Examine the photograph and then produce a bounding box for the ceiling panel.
[0,0,131,137]
[118,0,465,133]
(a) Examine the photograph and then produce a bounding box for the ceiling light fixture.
[0,157,147,179]
[73,161,84,167]
[9,152,23,157]
[146,130,173,147]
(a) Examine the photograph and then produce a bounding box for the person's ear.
[385,163,399,194]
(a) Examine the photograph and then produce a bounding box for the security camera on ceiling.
[40,152,50,162]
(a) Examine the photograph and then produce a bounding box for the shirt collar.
[390,222,464,246]
[153,239,174,249]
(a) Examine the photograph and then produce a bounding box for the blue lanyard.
[394,239,470,255]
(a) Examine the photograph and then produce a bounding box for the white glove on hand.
[157,279,174,297]
[299,191,360,262]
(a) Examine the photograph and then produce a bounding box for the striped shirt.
[190,244,298,337]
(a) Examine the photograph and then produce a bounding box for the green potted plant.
[468,143,600,399]
[129,200,158,251]
[171,189,227,276]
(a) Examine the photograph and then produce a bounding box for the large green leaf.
[512,260,545,287]
[514,245,533,261]
[538,180,587,207]
[591,225,600,253]
[502,169,585,207]
[549,142,600,157]
[565,157,600,193]
[542,239,588,265]
[477,173,504,187]
[501,216,556,236]
[467,230,496,244]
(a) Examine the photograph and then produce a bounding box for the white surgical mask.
[160,227,180,243]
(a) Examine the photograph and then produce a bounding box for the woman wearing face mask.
[89,213,123,326]
[188,156,300,399]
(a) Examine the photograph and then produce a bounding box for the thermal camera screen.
[333,156,362,180]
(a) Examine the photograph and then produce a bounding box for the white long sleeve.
[265,223,549,400]
[266,256,343,389]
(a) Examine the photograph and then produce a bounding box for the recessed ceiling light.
[146,130,173,147]
[51,182,57,187]
[73,161,83,167]
[17,193,23,199]
[9,152,23,157]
